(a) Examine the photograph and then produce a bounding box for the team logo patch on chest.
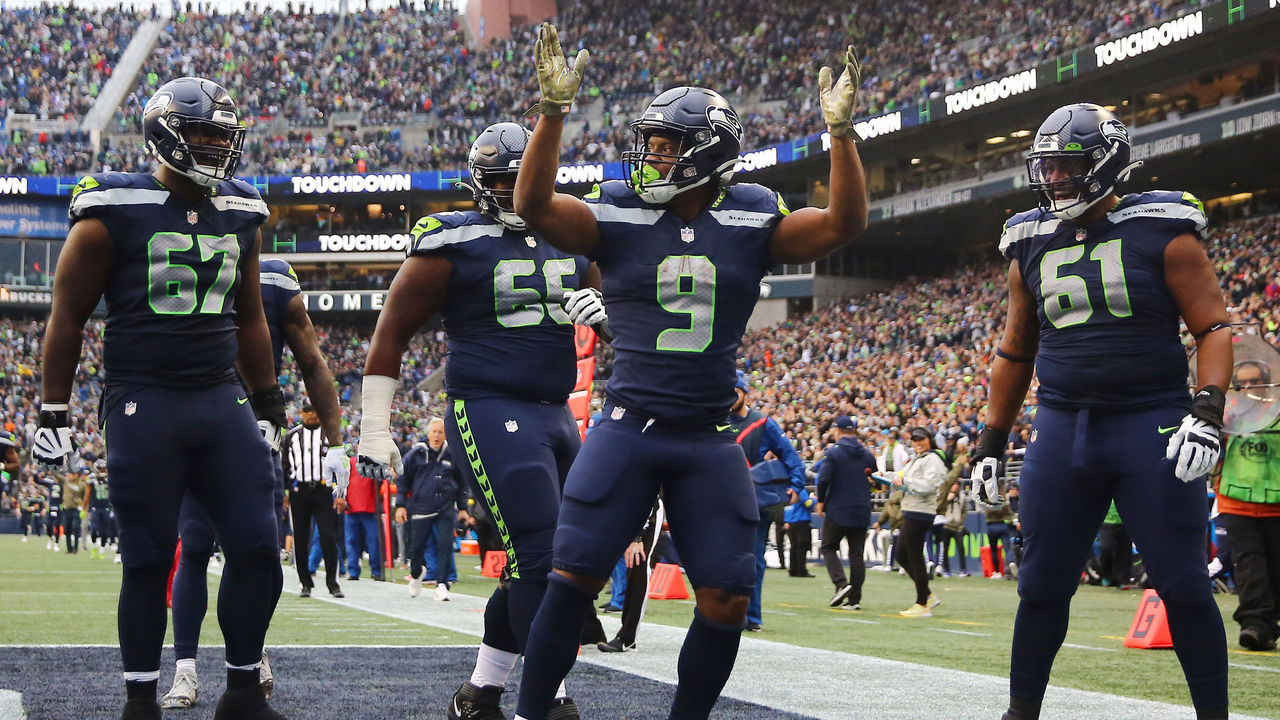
[124,402,137,416]
[680,227,695,243]
[187,210,199,225]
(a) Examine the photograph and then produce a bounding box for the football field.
[1,536,1276,719]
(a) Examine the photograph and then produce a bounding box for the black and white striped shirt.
[284,424,330,489]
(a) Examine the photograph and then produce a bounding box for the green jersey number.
[494,257,578,327]
[656,255,716,352]
[147,232,241,315]
[1039,238,1133,328]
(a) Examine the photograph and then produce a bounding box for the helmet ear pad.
[467,122,531,230]
[143,77,245,188]
[623,87,742,205]
[1026,103,1142,220]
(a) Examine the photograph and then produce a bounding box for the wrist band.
[1193,322,1230,340]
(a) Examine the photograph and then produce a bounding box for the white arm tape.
[360,374,398,435]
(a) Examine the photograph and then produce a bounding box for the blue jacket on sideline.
[395,442,465,516]
[816,436,877,528]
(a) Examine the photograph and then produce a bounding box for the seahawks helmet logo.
[706,106,742,142]
[1099,118,1129,147]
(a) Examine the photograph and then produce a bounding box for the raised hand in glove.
[818,45,862,139]
[33,404,73,472]
[1166,386,1225,482]
[525,22,589,117]
[968,429,1008,511]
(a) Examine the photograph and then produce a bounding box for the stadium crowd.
[4,0,1202,175]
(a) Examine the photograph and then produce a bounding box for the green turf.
[0,537,474,647]
[4,537,1278,717]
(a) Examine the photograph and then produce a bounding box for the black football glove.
[969,428,1008,511]
[250,387,287,453]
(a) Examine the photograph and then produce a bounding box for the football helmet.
[143,77,245,189]
[622,87,742,205]
[1026,102,1142,221]
[464,122,531,230]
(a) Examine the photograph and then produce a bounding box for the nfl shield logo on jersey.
[610,406,626,420]
[124,402,137,416]
[680,227,695,243]
[187,210,199,225]
[505,420,519,433]
[525,236,537,247]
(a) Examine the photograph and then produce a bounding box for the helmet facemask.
[465,167,525,231]
[623,121,738,206]
[1026,111,1142,222]
[148,108,245,188]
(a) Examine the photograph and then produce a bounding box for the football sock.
[481,585,520,654]
[1009,597,1069,702]
[1164,597,1229,712]
[226,668,259,691]
[125,679,159,700]
[119,563,172,674]
[668,609,743,720]
[1005,695,1041,719]
[555,681,568,700]
[508,578,549,653]
[171,549,211,661]
[175,658,197,675]
[470,643,519,688]
[217,553,277,667]
[514,573,593,720]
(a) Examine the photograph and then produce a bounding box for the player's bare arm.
[513,22,599,256]
[984,259,1039,432]
[282,294,343,445]
[770,46,870,264]
[42,218,114,404]
[363,255,450,380]
[233,230,276,394]
[1165,232,1232,391]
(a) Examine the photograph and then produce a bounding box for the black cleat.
[447,682,505,720]
[213,688,288,720]
[547,697,580,720]
[1240,626,1277,651]
[298,586,311,598]
[120,698,161,720]
[597,636,636,653]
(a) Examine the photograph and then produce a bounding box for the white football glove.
[357,432,403,482]
[970,457,1007,511]
[258,420,283,453]
[818,45,862,138]
[563,288,607,327]
[33,404,74,472]
[525,22,589,117]
[324,445,351,497]
[1164,415,1221,482]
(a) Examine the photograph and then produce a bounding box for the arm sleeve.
[763,418,806,491]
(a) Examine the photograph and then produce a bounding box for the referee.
[285,404,346,598]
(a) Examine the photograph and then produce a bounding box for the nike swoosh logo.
[1157,425,1178,434]
[716,424,733,432]
[237,397,249,405]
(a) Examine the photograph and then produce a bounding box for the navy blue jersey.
[68,172,269,387]
[1000,190,1207,411]
[259,258,301,375]
[585,181,783,422]
[88,475,111,510]
[408,210,589,403]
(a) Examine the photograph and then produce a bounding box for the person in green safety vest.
[1214,359,1280,651]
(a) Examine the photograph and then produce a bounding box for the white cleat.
[113,552,123,564]
[160,669,199,709]
[409,569,424,598]
[436,582,451,602]
[259,650,274,700]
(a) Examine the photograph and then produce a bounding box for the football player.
[36,76,289,720]
[508,24,868,720]
[972,103,1231,720]
[86,459,119,559]
[161,256,347,709]
[358,120,598,720]
[0,431,18,475]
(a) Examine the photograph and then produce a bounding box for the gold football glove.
[818,45,862,139]
[525,22,590,117]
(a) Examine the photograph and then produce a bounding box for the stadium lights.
[910,157,922,165]
[1009,129,1031,138]
[986,136,1007,144]
[1104,105,1118,111]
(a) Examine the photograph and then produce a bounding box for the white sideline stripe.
[0,690,25,720]
[1062,643,1119,652]
[923,627,992,637]
[1230,662,1280,674]
[243,568,1273,720]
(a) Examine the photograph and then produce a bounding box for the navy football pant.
[408,513,455,584]
[62,511,81,552]
[517,407,756,720]
[1010,406,1227,713]
[90,508,117,545]
[172,453,286,661]
[104,381,280,672]
[446,396,580,656]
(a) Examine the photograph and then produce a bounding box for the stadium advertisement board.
[0,201,66,239]
[300,290,386,313]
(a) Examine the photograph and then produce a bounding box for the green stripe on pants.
[452,399,520,579]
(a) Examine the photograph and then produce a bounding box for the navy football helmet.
[622,87,742,205]
[1026,102,1142,221]
[464,122,531,230]
[143,77,245,189]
